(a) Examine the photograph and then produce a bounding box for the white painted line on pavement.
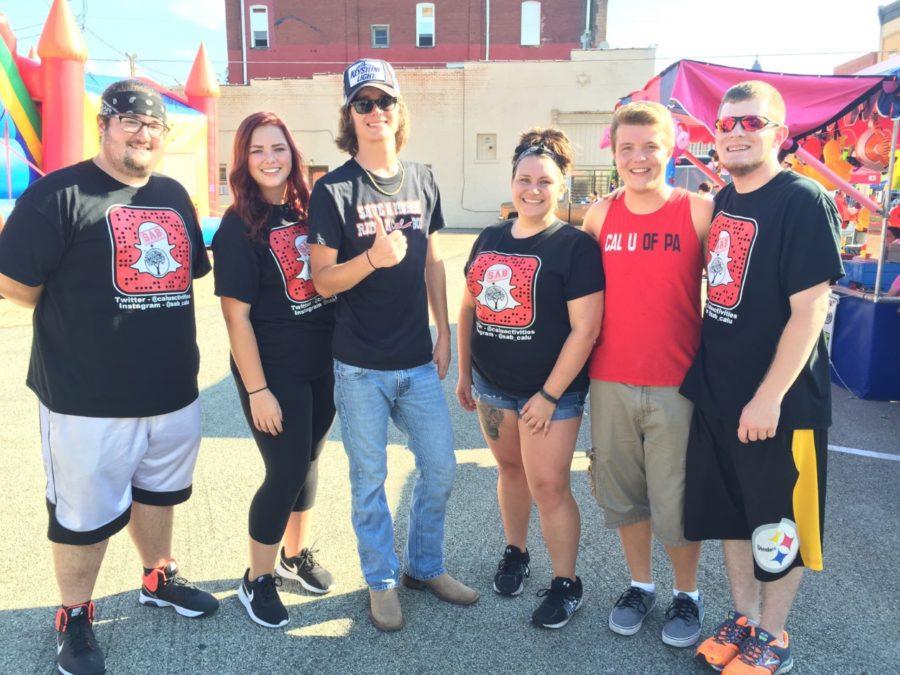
[828,445,900,461]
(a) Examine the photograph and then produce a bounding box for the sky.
[0,0,891,88]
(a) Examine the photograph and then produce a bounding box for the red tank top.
[589,189,702,386]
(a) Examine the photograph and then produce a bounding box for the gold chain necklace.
[357,159,406,197]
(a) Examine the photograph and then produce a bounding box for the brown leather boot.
[368,588,404,632]
[402,572,480,606]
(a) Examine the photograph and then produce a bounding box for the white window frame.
[416,3,435,48]
[371,24,390,49]
[249,5,270,49]
[520,1,541,47]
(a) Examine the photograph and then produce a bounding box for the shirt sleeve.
[211,214,259,305]
[180,193,211,279]
[564,233,605,300]
[307,183,344,250]
[779,188,844,297]
[0,194,66,286]
[426,167,446,234]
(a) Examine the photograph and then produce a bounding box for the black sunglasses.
[350,95,398,115]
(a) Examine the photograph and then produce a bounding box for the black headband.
[513,143,565,173]
[101,89,167,124]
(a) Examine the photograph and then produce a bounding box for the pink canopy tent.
[610,60,897,212]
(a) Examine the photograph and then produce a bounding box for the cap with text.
[343,59,400,106]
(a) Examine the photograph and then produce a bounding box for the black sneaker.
[55,601,105,675]
[275,546,333,594]
[237,569,289,628]
[493,545,530,596]
[532,576,583,629]
[139,561,219,618]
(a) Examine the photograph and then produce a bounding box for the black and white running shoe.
[493,545,530,597]
[532,576,583,629]
[237,569,289,628]
[139,561,219,618]
[55,601,105,675]
[275,547,333,594]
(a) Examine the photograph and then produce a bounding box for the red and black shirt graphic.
[464,221,604,397]
[705,211,758,311]
[108,205,192,295]
[212,207,334,381]
[467,252,540,328]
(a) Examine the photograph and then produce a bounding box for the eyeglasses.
[349,95,398,115]
[715,115,779,133]
[116,115,169,138]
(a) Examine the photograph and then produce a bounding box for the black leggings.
[235,366,335,545]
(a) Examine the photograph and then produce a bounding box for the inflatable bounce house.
[0,0,220,224]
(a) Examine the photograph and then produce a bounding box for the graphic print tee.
[212,205,335,380]
[0,160,211,417]
[308,159,444,370]
[680,171,844,427]
[464,221,604,397]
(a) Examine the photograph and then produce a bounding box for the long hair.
[228,112,311,243]
[335,98,410,156]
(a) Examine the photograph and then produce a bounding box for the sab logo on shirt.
[467,251,540,328]
[107,205,192,296]
[268,223,320,304]
[705,212,758,310]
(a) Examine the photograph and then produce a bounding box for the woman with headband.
[212,112,336,628]
[456,128,605,629]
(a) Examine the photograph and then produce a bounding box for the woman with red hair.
[212,112,336,628]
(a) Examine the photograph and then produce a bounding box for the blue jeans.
[333,358,456,590]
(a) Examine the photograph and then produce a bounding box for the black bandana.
[101,89,167,123]
[513,143,565,173]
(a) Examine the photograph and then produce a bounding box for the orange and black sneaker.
[138,560,219,618]
[723,628,793,674]
[695,611,752,671]
[55,601,105,674]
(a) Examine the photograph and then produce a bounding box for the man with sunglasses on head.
[309,59,478,632]
[0,79,216,675]
[680,81,842,674]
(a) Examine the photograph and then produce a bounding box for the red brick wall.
[226,0,608,83]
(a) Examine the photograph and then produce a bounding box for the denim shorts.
[471,369,586,421]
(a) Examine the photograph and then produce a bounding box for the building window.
[249,5,270,49]
[476,133,497,161]
[416,3,435,48]
[371,24,390,48]
[218,164,229,196]
[521,1,541,46]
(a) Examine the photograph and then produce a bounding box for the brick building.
[225,0,609,83]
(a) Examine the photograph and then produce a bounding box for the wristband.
[247,386,269,396]
[365,249,377,269]
[539,387,559,405]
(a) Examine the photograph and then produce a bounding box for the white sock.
[673,588,700,601]
[630,580,656,593]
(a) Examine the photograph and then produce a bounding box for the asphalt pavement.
[0,231,897,674]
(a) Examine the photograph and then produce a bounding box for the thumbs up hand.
[367,213,407,269]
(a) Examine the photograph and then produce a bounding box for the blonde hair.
[610,101,675,150]
[720,80,786,124]
[512,127,574,175]
[335,97,410,156]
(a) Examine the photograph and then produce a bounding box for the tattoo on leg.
[477,402,504,441]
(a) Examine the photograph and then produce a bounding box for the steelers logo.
[752,519,800,573]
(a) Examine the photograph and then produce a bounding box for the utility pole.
[126,53,137,77]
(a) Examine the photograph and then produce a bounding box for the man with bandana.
[0,79,216,675]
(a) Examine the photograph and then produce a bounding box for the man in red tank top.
[582,101,713,648]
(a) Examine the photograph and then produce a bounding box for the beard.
[721,157,765,177]
[121,144,154,176]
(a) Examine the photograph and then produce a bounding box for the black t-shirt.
[212,206,335,380]
[464,220,605,396]
[308,159,444,370]
[0,160,211,417]
[680,171,844,427]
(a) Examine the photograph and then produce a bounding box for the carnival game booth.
[615,59,900,401]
